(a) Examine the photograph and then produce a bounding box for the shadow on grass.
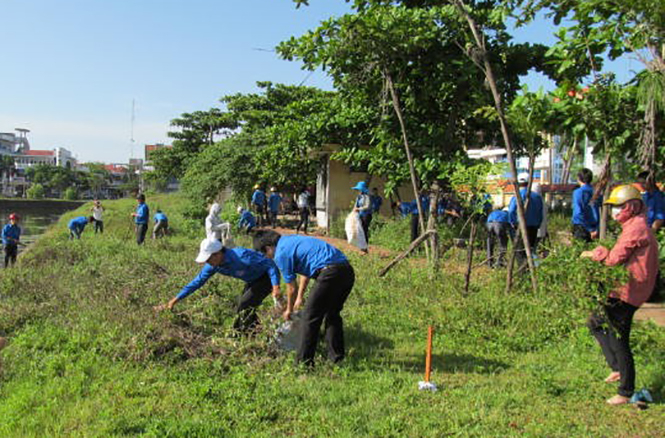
[391,353,510,375]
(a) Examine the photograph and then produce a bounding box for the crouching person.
[157,238,280,333]
[580,185,658,405]
[254,230,355,367]
[152,210,169,239]
[486,207,510,268]
[68,216,94,240]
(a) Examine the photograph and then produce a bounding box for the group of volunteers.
[243,185,315,234]
[157,195,356,367]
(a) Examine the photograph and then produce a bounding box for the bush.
[63,187,77,200]
[26,183,45,199]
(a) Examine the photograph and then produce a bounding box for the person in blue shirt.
[636,171,665,232]
[158,238,281,333]
[251,184,267,227]
[352,181,372,252]
[370,187,383,215]
[131,193,150,245]
[486,207,511,268]
[237,207,256,234]
[68,216,94,240]
[268,187,282,229]
[398,201,413,218]
[254,230,355,367]
[508,174,543,264]
[152,209,169,239]
[571,168,601,242]
[410,191,431,243]
[2,213,21,267]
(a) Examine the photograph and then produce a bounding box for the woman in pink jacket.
[581,184,659,405]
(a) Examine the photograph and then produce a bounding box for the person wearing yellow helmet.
[251,185,267,227]
[580,184,659,405]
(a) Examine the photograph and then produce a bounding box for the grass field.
[0,193,663,436]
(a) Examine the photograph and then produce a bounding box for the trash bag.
[274,311,302,352]
[220,224,235,249]
[345,212,367,250]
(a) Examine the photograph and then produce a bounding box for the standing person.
[152,209,169,239]
[635,171,665,232]
[486,207,510,268]
[156,238,281,333]
[268,187,282,229]
[508,174,543,265]
[254,231,355,367]
[238,207,256,234]
[2,213,21,268]
[295,187,311,234]
[572,168,600,243]
[205,202,231,242]
[91,200,104,234]
[251,184,267,226]
[370,187,383,216]
[580,185,658,405]
[131,193,150,245]
[533,183,549,251]
[352,181,372,253]
[410,192,430,243]
[68,216,94,240]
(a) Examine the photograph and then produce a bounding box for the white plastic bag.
[275,311,302,352]
[220,223,235,249]
[345,212,367,250]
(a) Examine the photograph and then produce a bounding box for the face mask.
[611,206,622,219]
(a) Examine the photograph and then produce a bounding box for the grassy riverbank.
[1,194,664,436]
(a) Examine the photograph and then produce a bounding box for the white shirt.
[297,192,310,209]
[92,206,103,221]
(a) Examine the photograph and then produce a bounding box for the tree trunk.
[561,136,578,185]
[451,0,538,293]
[464,220,477,294]
[379,230,437,277]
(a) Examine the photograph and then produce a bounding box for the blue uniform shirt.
[399,202,412,217]
[238,210,256,229]
[154,212,168,223]
[135,203,149,224]
[2,224,21,245]
[274,235,348,283]
[68,216,88,232]
[268,193,282,213]
[509,188,543,227]
[176,247,280,300]
[252,190,266,206]
[355,194,372,217]
[411,195,430,215]
[572,184,600,232]
[371,195,383,214]
[487,210,510,224]
[642,190,665,227]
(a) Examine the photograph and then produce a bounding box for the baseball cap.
[195,238,223,263]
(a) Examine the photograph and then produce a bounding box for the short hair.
[156,209,162,213]
[88,216,95,222]
[577,168,593,184]
[253,230,282,254]
[137,193,146,201]
[637,171,650,183]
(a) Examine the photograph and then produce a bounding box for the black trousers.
[4,243,18,268]
[94,220,104,234]
[135,223,148,245]
[234,273,272,333]
[572,224,592,243]
[410,214,419,242]
[587,298,638,397]
[486,222,509,267]
[515,226,539,267]
[360,213,372,244]
[254,205,266,226]
[296,208,310,233]
[153,220,168,238]
[269,211,278,228]
[298,263,355,366]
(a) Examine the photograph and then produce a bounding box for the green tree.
[26,183,45,199]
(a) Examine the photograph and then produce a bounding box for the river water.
[0,200,84,249]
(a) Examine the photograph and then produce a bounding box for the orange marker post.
[425,325,433,382]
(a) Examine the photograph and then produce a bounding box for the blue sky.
[0,1,638,163]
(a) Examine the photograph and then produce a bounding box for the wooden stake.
[425,325,434,382]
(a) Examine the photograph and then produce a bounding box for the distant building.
[144,143,172,163]
[13,147,76,169]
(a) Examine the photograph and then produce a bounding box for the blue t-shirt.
[411,195,430,215]
[238,211,256,229]
[487,210,509,224]
[642,190,665,227]
[154,212,168,223]
[135,203,149,224]
[509,188,543,227]
[572,184,600,232]
[252,190,266,206]
[2,224,21,245]
[268,193,282,213]
[68,216,88,231]
[176,247,280,300]
[399,202,412,217]
[355,194,372,217]
[370,195,383,214]
[274,235,348,283]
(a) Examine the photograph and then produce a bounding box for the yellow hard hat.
[604,184,642,206]
[254,184,260,189]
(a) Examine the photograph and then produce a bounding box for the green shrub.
[26,183,45,199]
[63,187,77,200]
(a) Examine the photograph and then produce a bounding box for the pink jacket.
[592,213,659,307]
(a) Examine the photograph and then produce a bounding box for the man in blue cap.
[352,181,372,252]
[254,230,355,367]
[157,238,281,333]
[508,173,543,265]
